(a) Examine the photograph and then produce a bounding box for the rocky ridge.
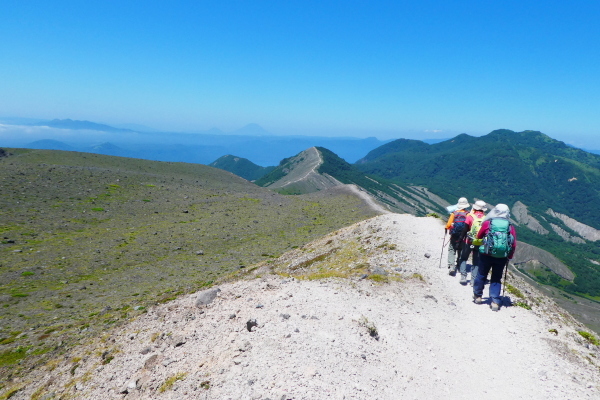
[4,214,600,400]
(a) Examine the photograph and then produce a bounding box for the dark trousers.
[473,254,507,305]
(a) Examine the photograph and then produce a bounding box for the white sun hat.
[456,197,470,209]
[472,200,488,211]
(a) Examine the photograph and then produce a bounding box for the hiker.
[472,204,517,311]
[457,200,487,285]
[445,197,470,276]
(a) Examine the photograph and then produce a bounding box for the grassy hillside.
[0,148,378,380]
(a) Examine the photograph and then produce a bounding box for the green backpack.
[468,212,485,246]
[480,218,513,258]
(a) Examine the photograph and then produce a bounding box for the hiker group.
[445,198,517,311]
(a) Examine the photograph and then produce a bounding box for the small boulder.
[162,358,176,367]
[371,267,388,276]
[196,288,221,307]
[238,341,252,352]
[246,319,258,332]
[144,354,160,370]
[171,335,186,347]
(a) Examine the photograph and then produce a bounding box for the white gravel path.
[10,214,600,400]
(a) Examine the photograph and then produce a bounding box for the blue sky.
[1,1,599,147]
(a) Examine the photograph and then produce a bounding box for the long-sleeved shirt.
[477,218,517,259]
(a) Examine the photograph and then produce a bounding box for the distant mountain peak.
[90,142,121,151]
[209,154,275,181]
[256,147,332,191]
[27,139,74,151]
[231,123,272,136]
[37,119,132,133]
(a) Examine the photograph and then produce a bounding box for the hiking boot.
[473,294,483,304]
[448,266,457,276]
[491,302,500,312]
[460,274,467,285]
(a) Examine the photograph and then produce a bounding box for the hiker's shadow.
[479,297,514,307]
[502,297,514,307]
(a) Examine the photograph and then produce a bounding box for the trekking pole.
[501,259,510,299]
[438,230,448,269]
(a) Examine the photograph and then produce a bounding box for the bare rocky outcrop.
[547,208,600,242]
[513,201,549,235]
[5,214,600,400]
[409,186,451,209]
[550,223,586,244]
[512,242,575,280]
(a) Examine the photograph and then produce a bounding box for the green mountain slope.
[209,154,275,181]
[358,129,600,229]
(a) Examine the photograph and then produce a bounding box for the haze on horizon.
[1,1,599,149]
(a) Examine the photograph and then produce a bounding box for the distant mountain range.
[357,129,600,229]
[0,118,390,165]
[31,119,135,132]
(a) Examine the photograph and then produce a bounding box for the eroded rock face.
[512,201,549,235]
[547,209,600,242]
[549,223,586,244]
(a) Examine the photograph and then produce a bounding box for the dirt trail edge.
[8,214,600,400]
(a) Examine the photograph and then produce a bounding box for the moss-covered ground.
[0,148,378,384]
